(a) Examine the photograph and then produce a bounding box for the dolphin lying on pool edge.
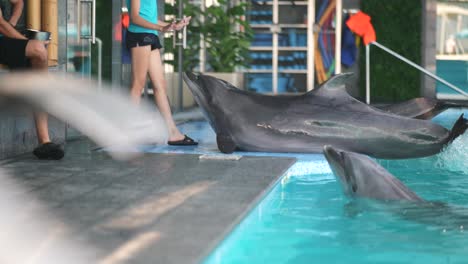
[322,145,468,230]
[183,72,467,159]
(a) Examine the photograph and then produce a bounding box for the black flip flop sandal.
[168,135,198,146]
[33,142,65,160]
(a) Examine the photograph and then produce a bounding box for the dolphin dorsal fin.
[311,72,354,93]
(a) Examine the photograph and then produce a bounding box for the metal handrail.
[91,37,102,89]
[365,41,468,104]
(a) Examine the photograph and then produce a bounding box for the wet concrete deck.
[0,139,295,264]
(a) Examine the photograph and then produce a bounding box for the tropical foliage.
[164,0,253,72]
[359,0,422,102]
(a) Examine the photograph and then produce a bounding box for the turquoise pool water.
[436,60,468,98]
[201,108,468,264]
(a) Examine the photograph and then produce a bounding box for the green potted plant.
[202,0,253,72]
[201,0,253,88]
[163,0,252,108]
[164,0,252,81]
[163,0,203,71]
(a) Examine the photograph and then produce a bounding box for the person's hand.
[161,22,175,32]
[173,16,191,31]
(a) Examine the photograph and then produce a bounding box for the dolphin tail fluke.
[448,114,468,143]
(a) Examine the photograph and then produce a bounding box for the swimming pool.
[199,108,468,264]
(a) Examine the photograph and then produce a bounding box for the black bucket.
[25,29,51,41]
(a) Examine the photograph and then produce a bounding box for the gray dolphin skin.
[377,97,468,119]
[183,72,467,159]
[323,145,468,229]
[323,145,423,201]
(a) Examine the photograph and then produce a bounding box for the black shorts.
[0,37,30,69]
[126,31,162,51]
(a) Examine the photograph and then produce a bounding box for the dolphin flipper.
[217,134,237,154]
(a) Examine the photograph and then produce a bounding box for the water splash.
[435,133,468,174]
[285,160,332,177]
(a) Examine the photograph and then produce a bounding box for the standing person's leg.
[0,37,64,159]
[148,49,182,141]
[130,45,151,104]
[25,40,50,145]
[25,40,64,159]
[148,48,197,145]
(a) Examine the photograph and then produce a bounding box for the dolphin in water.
[323,145,423,201]
[323,145,468,229]
[183,72,467,159]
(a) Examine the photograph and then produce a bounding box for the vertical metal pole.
[91,0,96,44]
[272,0,278,94]
[439,14,446,54]
[178,0,184,111]
[77,0,81,41]
[335,0,342,74]
[307,0,314,90]
[457,14,462,33]
[89,38,102,89]
[200,0,206,72]
[366,44,370,104]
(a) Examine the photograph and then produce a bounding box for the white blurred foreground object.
[0,169,99,263]
[0,73,168,160]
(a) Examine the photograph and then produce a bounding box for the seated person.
[0,2,64,160]
[0,0,25,32]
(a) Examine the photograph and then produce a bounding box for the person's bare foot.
[168,133,185,142]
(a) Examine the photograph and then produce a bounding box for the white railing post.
[90,37,102,90]
[335,0,342,74]
[366,44,370,104]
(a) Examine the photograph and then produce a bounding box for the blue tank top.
[126,0,158,35]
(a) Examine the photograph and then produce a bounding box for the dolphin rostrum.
[323,145,468,229]
[183,72,467,159]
